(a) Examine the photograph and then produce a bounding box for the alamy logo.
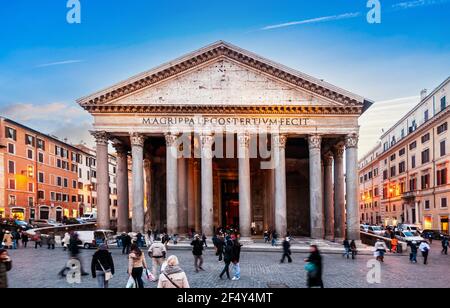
[367,0,382,24]
[67,0,81,24]
[66,259,82,284]
[366,260,382,284]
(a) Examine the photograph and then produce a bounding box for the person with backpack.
[148,237,167,281]
[91,244,115,288]
[419,241,431,265]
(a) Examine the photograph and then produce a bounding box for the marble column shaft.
[201,134,214,237]
[333,144,346,240]
[178,158,188,234]
[238,133,252,238]
[345,134,360,241]
[274,134,287,237]
[165,133,179,235]
[309,135,324,239]
[323,154,335,240]
[92,131,110,230]
[115,144,129,233]
[131,133,145,233]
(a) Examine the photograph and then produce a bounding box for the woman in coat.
[305,245,324,288]
[374,239,388,262]
[158,255,190,288]
[0,249,12,288]
[220,240,234,280]
[2,232,12,249]
[128,244,148,288]
[91,244,115,288]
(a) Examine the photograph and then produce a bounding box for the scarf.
[164,265,183,276]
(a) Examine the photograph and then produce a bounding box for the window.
[5,127,17,140]
[390,166,396,177]
[50,192,56,201]
[25,134,35,146]
[38,172,44,183]
[38,190,45,200]
[383,170,388,180]
[37,138,45,150]
[422,149,430,164]
[424,110,429,122]
[437,122,448,134]
[411,155,416,169]
[8,161,15,174]
[409,141,417,150]
[57,177,62,187]
[8,195,16,206]
[28,182,34,192]
[72,180,77,189]
[57,159,61,168]
[399,148,406,156]
[28,197,34,207]
[374,169,379,177]
[38,152,44,163]
[441,141,446,157]
[437,169,448,186]
[390,154,396,161]
[441,96,447,111]
[399,161,406,174]
[27,149,33,160]
[7,143,15,154]
[8,179,16,190]
[63,178,68,188]
[425,200,431,210]
[442,198,448,209]
[410,178,417,191]
[422,133,430,144]
[421,174,430,190]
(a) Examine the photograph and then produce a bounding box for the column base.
[238,237,254,245]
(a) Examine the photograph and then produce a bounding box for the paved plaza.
[5,242,450,288]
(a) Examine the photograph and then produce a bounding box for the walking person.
[2,232,12,249]
[91,244,115,288]
[148,237,167,281]
[202,234,208,248]
[62,232,70,251]
[59,233,88,278]
[220,240,234,280]
[374,239,388,263]
[215,235,225,262]
[441,237,449,255]
[280,237,293,263]
[231,235,242,281]
[21,232,29,248]
[11,230,20,250]
[0,249,12,289]
[128,244,148,289]
[304,245,324,289]
[391,237,399,253]
[350,240,357,260]
[264,231,270,243]
[136,232,144,248]
[343,239,351,259]
[408,241,418,263]
[191,235,204,273]
[419,241,431,265]
[158,255,190,288]
[33,232,42,249]
[47,233,56,250]
[121,233,132,255]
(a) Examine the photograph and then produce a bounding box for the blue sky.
[0,0,449,155]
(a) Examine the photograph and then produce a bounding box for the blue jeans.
[13,240,18,249]
[96,271,109,288]
[233,263,241,279]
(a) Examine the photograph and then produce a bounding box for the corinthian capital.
[308,134,322,150]
[237,132,250,148]
[323,153,334,166]
[345,133,359,149]
[165,133,179,147]
[130,133,145,147]
[91,131,109,146]
[273,134,287,149]
[333,143,345,159]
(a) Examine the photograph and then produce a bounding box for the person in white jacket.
[62,232,71,251]
[419,241,431,265]
[374,239,388,262]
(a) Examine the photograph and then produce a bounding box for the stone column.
[333,144,346,240]
[238,133,252,239]
[92,131,110,230]
[131,133,145,233]
[165,133,179,235]
[114,143,129,233]
[144,157,152,230]
[187,159,196,232]
[201,133,214,237]
[274,134,287,237]
[194,160,201,233]
[309,135,324,239]
[178,158,188,235]
[323,153,335,240]
[345,134,360,241]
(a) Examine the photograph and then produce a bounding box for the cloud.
[35,59,84,68]
[0,102,86,122]
[392,0,450,9]
[260,12,361,31]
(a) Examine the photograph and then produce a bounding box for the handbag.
[304,262,316,273]
[126,276,136,288]
[97,260,113,282]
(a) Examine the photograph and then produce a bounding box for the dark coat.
[0,259,12,289]
[68,237,81,256]
[232,240,242,263]
[191,239,204,256]
[282,240,291,254]
[306,251,323,288]
[223,243,234,263]
[91,250,115,278]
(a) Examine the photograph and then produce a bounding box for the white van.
[77,230,115,249]
[80,212,97,222]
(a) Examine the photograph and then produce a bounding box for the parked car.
[368,226,384,236]
[79,212,97,222]
[398,224,422,235]
[395,231,425,243]
[77,230,116,249]
[0,219,33,231]
[31,219,63,228]
[360,224,370,233]
[422,229,449,240]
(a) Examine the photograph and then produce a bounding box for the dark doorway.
[221,180,239,228]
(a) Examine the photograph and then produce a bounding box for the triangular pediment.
[78,41,370,113]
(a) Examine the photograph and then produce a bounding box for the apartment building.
[0,117,118,222]
[358,77,449,233]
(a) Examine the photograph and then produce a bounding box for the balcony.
[402,191,416,201]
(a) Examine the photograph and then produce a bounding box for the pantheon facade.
[78,41,372,240]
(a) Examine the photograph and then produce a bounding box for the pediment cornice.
[77,41,369,111]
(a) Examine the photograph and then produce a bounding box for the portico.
[78,41,371,240]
